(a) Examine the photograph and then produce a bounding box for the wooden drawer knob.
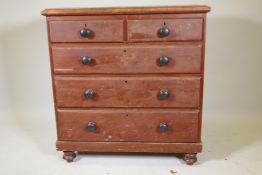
[80,28,92,38]
[158,27,170,38]
[159,89,169,100]
[159,122,168,132]
[86,121,96,132]
[81,56,93,65]
[84,89,94,99]
[159,56,169,65]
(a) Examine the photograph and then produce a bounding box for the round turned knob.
[159,89,169,100]
[159,122,168,132]
[80,28,92,38]
[84,89,94,99]
[158,27,170,38]
[86,122,96,132]
[81,56,93,65]
[159,56,169,65]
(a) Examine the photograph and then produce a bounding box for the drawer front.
[52,44,202,74]
[49,20,124,42]
[128,18,203,42]
[57,109,199,142]
[55,76,201,108]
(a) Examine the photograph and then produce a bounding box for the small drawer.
[52,44,202,74]
[49,20,124,42]
[54,76,201,108]
[57,109,200,142]
[127,18,203,42]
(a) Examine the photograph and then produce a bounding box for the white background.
[0,0,261,175]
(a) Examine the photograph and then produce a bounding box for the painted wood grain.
[56,141,202,153]
[51,44,202,74]
[128,18,203,42]
[41,6,211,16]
[54,76,201,108]
[57,109,199,142]
[49,20,124,42]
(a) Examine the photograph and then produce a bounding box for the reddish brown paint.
[54,76,201,108]
[41,6,211,16]
[57,109,199,142]
[56,141,202,153]
[49,20,124,42]
[41,6,210,165]
[52,43,202,74]
[127,18,203,42]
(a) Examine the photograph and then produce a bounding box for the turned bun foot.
[183,153,197,165]
[63,151,76,163]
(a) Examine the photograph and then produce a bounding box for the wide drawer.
[55,76,201,108]
[57,109,199,142]
[128,18,203,42]
[52,44,202,74]
[49,20,124,42]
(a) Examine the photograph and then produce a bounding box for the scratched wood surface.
[57,109,200,142]
[128,18,203,42]
[56,141,203,153]
[54,76,201,108]
[41,6,211,16]
[42,6,210,164]
[51,43,202,74]
[49,20,124,42]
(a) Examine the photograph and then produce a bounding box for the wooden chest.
[41,5,210,165]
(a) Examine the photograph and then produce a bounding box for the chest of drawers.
[42,5,210,165]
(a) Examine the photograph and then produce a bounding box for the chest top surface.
[41,5,210,16]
